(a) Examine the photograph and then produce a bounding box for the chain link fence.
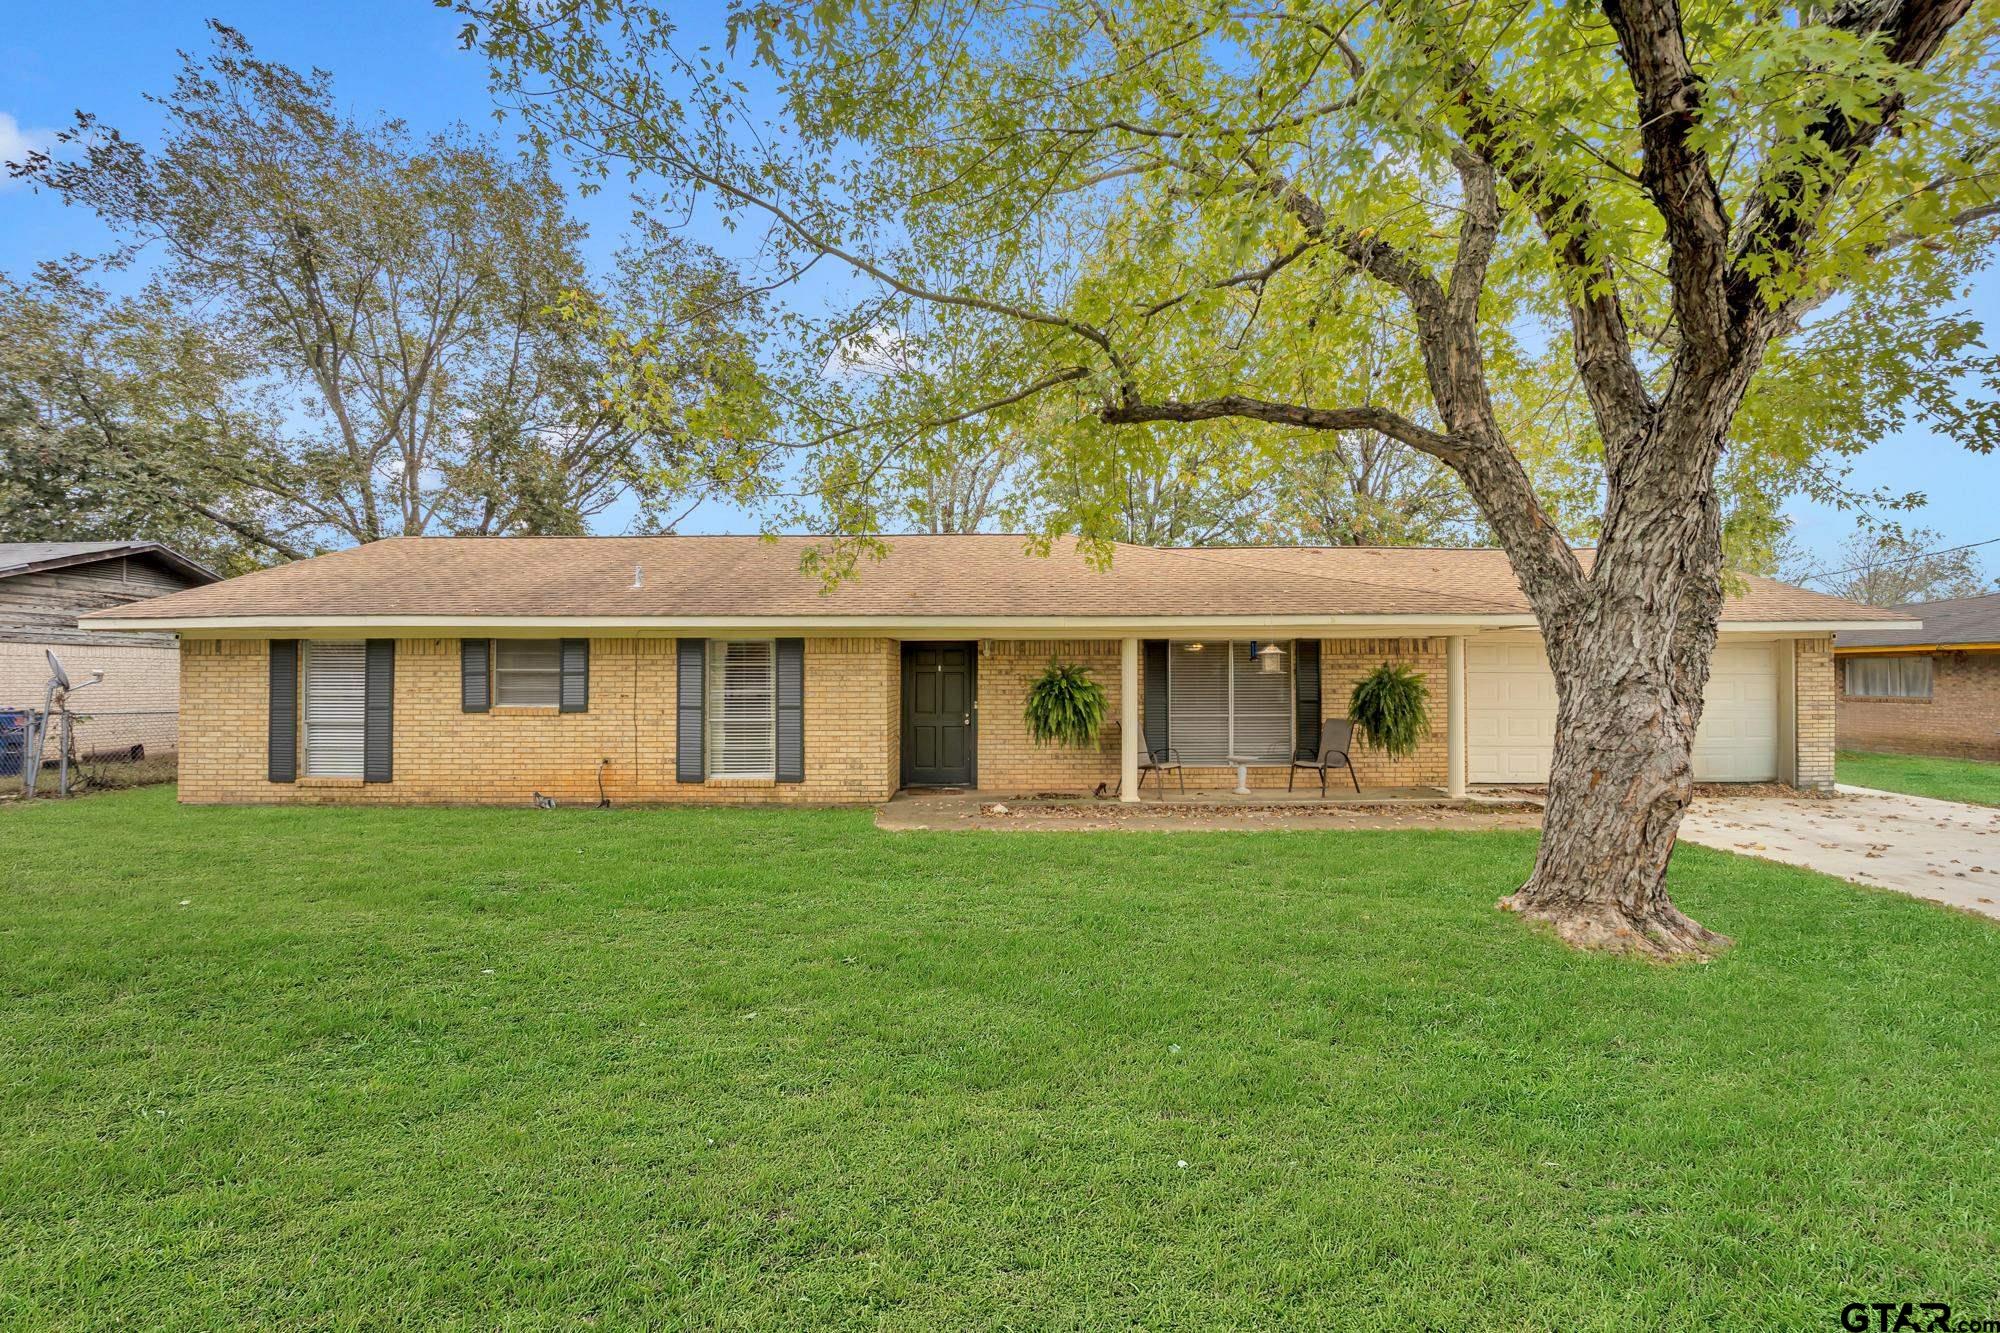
[1,707,179,799]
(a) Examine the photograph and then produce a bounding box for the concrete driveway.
[1681,786,2000,922]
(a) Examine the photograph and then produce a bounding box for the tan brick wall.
[180,632,1465,804]
[178,636,899,806]
[1795,636,1837,789]
[1837,648,2000,762]
[976,640,1125,792]
[178,639,267,800]
[1314,638,1449,788]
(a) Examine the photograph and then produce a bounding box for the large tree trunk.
[1496,381,1741,960]
[1496,648,1731,958]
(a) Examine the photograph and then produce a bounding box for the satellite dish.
[45,650,71,692]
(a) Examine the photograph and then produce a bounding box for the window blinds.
[303,640,366,778]
[1166,640,1295,763]
[1229,641,1294,760]
[494,640,562,707]
[1167,642,1230,763]
[707,639,777,778]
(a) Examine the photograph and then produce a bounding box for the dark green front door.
[902,643,976,787]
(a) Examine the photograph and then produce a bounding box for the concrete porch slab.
[877,787,1543,832]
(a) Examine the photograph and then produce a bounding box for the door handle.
[962,713,970,725]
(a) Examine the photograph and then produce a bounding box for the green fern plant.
[1348,663,1430,758]
[1023,661,1107,749]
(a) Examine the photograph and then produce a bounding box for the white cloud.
[822,324,913,380]
[0,112,56,190]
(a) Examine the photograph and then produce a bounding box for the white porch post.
[1120,636,1141,803]
[1446,636,1467,798]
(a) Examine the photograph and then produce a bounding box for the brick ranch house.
[79,535,1909,805]
[1836,590,2000,761]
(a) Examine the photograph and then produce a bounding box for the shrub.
[1023,661,1107,749]
[1348,663,1430,758]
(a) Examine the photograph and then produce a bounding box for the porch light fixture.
[1253,640,1285,674]
[1185,642,1205,652]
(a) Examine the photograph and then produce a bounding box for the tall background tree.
[463,0,2000,955]
[5,23,764,561]
[1791,527,1998,605]
[0,269,299,574]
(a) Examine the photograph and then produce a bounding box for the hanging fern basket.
[1348,663,1431,758]
[1023,661,1108,749]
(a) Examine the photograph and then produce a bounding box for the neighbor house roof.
[1835,590,2000,651]
[80,534,1909,633]
[0,541,220,586]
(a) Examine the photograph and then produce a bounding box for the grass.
[5,788,2000,1329]
[1837,748,2000,807]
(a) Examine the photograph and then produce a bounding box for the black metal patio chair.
[1138,745,1185,797]
[1289,719,1361,796]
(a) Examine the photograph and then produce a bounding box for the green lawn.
[5,788,1999,1329]
[1838,748,2000,807]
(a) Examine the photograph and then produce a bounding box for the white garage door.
[1692,644,1782,781]
[1468,640,1779,784]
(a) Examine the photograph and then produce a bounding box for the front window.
[1167,640,1294,764]
[494,640,562,707]
[707,639,776,777]
[1845,655,1933,699]
[302,640,365,777]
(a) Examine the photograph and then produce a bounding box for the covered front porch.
[906,632,1475,802]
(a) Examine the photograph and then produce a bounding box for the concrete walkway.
[1680,785,2000,922]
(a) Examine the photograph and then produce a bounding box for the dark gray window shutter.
[775,637,804,783]
[268,639,298,783]
[460,639,490,712]
[1293,639,1322,759]
[559,639,589,713]
[1142,639,1170,756]
[364,639,395,783]
[676,638,706,782]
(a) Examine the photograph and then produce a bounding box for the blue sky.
[4,2,1995,570]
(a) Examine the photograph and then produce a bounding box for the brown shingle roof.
[81,534,1903,627]
[1836,590,2000,649]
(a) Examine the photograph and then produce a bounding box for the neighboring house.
[78,535,1907,805]
[1,543,221,755]
[1836,591,2000,761]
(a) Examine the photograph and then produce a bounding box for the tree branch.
[1102,394,1462,458]
[536,74,1143,399]
[1101,392,1588,602]
[1443,56,1655,457]
[1729,0,1978,334]
[1600,0,1734,362]
[1445,147,1500,329]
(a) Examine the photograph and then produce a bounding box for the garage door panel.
[1693,645,1781,781]
[1468,640,1779,784]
